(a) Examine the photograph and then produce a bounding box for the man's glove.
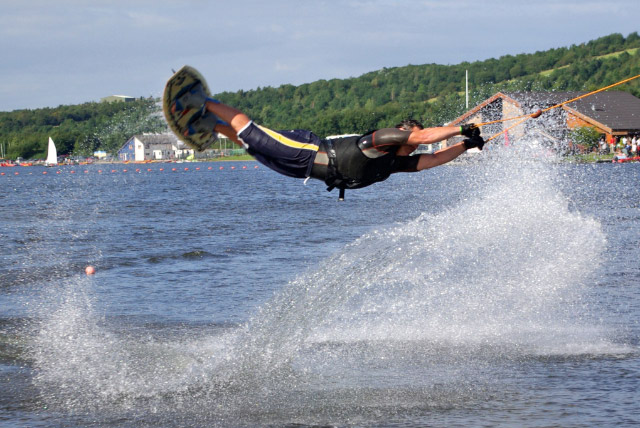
[463,135,485,151]
[460,123,480,138]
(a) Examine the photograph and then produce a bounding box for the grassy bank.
[570,153,615,163]
[210,155,255,161]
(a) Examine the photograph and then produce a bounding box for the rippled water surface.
[1,148,638,427]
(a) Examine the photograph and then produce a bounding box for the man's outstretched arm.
[416,142,467,170]
[416,136,485,170]
[408,126,461,145]
[407,124,478,146]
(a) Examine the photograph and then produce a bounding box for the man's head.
[396,119,424,131]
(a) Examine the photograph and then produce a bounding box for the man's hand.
[460,124,480,138]
[463,136,485,151]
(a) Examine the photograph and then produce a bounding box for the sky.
[1,0,639,112]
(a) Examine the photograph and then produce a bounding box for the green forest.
[0,98,166,160]
[2,32,640,160]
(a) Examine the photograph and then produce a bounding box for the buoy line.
[0,165,260,176]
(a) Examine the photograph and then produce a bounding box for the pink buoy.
[85,266,96,275]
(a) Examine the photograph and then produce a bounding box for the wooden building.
[447,91,640,147]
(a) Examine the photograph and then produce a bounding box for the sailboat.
[45,137,57,166]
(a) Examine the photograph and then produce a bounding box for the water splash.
[238,142,610,368]
[28,142,626,425]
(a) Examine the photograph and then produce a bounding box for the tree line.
[0,98,166,159]
[1,32,639,160]
[216,32,640,135]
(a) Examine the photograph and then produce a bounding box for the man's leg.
[171,83,251,141]
[213,122,244,148]
[205,102,250,135]
[192,101,250,148]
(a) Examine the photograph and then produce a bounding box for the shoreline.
[4,154,640,168]
[570,153,640,163]
[0,155,257,167]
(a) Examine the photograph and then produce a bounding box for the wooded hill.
[217,32,640,135]
[0,98,166,160]
[2,32,639,160]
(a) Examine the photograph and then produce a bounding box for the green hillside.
[215,32,640,136]
[0,98,165,159]
[1,32,640,160]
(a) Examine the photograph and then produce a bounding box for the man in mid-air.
[171,83,484,199]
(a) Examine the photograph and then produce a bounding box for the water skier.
[170,83,485,199]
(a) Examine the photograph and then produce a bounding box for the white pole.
[465,70,469,109]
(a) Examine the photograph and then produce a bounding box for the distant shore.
[5,153,640,167]
[570,153,640,163]
[103,155,257,164]
[0,155,257,167]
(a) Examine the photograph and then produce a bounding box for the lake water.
[1,145,639,427]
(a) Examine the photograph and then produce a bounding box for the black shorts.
[237,121,320,178]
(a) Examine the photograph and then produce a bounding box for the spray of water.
[29,140,621,424]
[235,141,610,373]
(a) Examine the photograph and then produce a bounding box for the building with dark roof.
[101,95,135,103]
[446,91,640,147]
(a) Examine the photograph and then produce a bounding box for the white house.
[117,134,193,161]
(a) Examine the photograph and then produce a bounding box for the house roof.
[134,133,181,146]
[563,91,640,131]
[118,133,184,153]
[448,92,519,125]
[506,91,640,132]
[451,91,640,132]
[503,91,587,107]
[505,91,640,130]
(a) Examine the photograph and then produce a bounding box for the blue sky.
[1,0,639,111]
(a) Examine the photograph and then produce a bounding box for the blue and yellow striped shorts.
[237,121,320,178]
